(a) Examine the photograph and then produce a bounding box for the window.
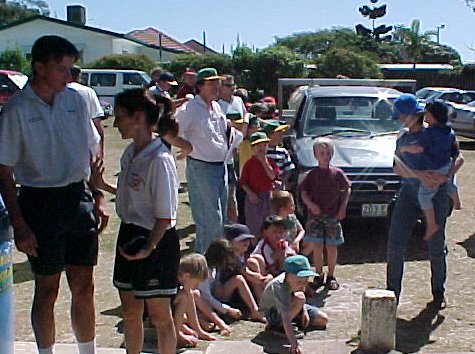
[123,73,147,86]
[304,96,401,136]
[80,73,89,85]
[90,73,116,87]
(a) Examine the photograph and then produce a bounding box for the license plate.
[362,204,388,217]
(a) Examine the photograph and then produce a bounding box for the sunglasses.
[223,83,236,87]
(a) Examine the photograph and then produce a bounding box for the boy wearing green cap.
[240,132,279,235]
[262,120,295,190]
[259,255,328,353]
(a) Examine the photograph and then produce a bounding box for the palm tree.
[393,20,427,62]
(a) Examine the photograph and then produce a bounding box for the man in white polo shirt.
[177,67,228,253]
[0,35,107,354]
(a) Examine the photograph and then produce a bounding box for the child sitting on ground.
[262,120,295,190]
[251,215,295,277]
[397,100,463,240]
[240,131,279,235]
[195,239,240,336]
[259,255,329,354]
[299,138,351,291]
[223,223,273,302]
[271,191,305,253]
[197,239,265,332]
[174,253,216,347]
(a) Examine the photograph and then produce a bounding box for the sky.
[47,0,475,63]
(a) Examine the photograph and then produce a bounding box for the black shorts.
[113,223,179,299]
[18,181,98,275]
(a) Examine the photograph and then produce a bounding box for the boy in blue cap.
[259,255,328,354]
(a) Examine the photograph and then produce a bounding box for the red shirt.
[176,84,195,99]
[299,166,351,217]
[240,155,279,194]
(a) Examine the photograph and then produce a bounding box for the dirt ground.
[12,122,475,353]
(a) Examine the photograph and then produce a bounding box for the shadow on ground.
[459,140,475,151]
[395,305,444,353]
[338,219,428,265]
[456,233,475,258]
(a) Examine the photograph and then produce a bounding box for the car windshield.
[8,73,28,90]
[303,96,402,136]
[140,72,151,85]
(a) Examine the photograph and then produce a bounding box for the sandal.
[310,274,325,290]
[326,275,340,290]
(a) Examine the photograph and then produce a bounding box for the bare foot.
[250,310,267,324]
[177,332,198,348]
[198,330,216,341]
[424,224,439,241]
[200,321,216,332]
[182,324,197,337]
[219,325,231,336]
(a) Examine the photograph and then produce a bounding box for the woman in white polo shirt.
[92,88,179,354]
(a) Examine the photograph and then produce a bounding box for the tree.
[86,53,158,73]
[465,0,475,11]
[0,48,30,73]
[312,48,382,79]
[0,4,35,26]
[165,53,233,79]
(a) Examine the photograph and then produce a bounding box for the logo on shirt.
[128,173,145,191]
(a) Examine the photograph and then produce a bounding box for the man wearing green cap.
[177,68,229,253]
[259,255,328,354]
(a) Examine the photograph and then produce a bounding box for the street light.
[436,24,446,44]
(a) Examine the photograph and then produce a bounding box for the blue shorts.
[265,304,319,327]
[303,215,344,246]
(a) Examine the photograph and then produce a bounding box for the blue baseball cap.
[283,255,317,278]
[391,93,423,120]
[224,224,255,242]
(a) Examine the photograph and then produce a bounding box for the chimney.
[67,5,86,26]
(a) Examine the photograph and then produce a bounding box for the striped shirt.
[266,146,295,176]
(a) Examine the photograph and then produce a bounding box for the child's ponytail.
[154,95,179,138]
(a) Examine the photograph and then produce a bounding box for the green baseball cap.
[226,110,244,123]
[196,67,225,83]
[248,114,260,127]
[262,119,289,135]
[249,131,270,145]
[284,255,317,278]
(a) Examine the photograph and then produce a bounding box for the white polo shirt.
[67,82,104,120]
[217,95,248,123]
[0,85,99,187]
[177,95,228,162]
[116,138,178,231]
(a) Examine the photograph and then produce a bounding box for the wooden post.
[360,289,397,352]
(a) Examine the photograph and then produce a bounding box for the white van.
[80,69,151,102]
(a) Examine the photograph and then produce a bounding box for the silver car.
[287,86,403,219]
[451,100,475,139]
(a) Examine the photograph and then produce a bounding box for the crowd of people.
[0,35,463,354]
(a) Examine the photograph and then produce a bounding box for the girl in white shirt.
[92,88,179,354]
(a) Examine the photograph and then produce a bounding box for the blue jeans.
[386,180,449,300]
[186,158,227,254]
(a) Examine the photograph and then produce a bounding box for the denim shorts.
[303,215,344,246]
[18,181,98,275]
[265,304,319,327]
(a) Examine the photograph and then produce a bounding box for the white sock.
[77,339,96,354]
[37,346,54,354]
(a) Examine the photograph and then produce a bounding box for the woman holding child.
[386,94,464,308]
